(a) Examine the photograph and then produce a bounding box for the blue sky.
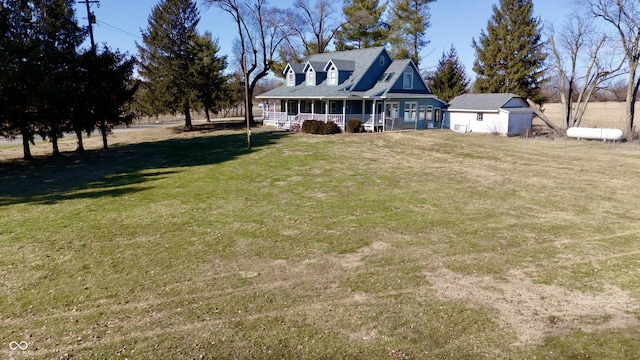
[74,0,572,78]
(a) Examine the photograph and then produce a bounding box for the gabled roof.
[363,59,433,99]
[325,59,355,72]
[303,61,327,73]
[447,93,527,111]
[259,47,390,99]
[284,63,305,74]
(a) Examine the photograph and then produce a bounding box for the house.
[257,47,447,132]
[445,93,534,136]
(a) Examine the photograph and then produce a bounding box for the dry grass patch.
[2,127,640,358]
[426,268,639,346]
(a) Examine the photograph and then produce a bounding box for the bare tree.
[579,0,640,139]
[609,78,628,101]
[206,0,290,149]
[292,0,339,55]
[548,13,622,128]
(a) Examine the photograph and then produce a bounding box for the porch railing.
[263,111,387,131]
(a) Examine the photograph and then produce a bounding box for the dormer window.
[307,68,315,86]
[403,68,413,89]
[328,66,337,85]
[287,70,295,86]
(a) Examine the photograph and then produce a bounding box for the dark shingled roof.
[448,93,523,111]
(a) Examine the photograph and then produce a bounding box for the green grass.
[2,127,640,358]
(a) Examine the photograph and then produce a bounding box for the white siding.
[448,111,508,134]
[448,109,532,136]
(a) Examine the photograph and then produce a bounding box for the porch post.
[311,101,315,117]
[343,99,347,126]
[325,100,329,122]
[361,99,365,123]
[372,100,377,130]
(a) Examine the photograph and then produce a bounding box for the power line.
[97,20,141,39]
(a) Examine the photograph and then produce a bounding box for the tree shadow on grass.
[0,129,289,206]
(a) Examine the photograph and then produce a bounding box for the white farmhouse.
[445,93,534,136]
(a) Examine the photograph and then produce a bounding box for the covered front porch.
[262,98,387,132]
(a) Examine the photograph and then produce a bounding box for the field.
[538,101,633,130]
[2,107,640,358]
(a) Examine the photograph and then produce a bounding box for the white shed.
[444,93,534,136]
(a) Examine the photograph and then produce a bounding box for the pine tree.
[0,3,10,138]
[387,0,434,66]
[36,0,85,156]
[472,0,546,104]
[190,32,228,122]
[431,45,469,102]
[335,0,388,50]
[87,47,138,150]
[1,0,85,158]
[137,0,200,130]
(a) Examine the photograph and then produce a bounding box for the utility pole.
[80,0,100,52]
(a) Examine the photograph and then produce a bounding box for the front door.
[385,102,400,130]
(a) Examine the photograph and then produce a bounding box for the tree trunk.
[75,129,85,153]
[624,61,639,140]
[204,106,211,122]
[20,122,32,160]
[526,99,563,134]
[100,119,109,151]
[51,135,60,157]
[21,134,32,160]
[184,104,192,130]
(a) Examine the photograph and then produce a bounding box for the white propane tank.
[566,127,623,141]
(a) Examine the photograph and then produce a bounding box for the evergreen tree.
[2,1,41,159]
[387,0,435,66]
[431,45,469,102]
[1,0,84,158]
[190,32,228,122]
[335,0,388,50]
[137,0,200,130]
[472,0,546,104]
[87,47,138,150]
[35,0,84,156]
[0,3,10,137]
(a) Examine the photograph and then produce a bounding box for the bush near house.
[322,121,342,135]
[346,119,364,133]
[302,119,342,135]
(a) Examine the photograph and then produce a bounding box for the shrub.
[302,119,342,135]
[301,119,312,133]
[309,120,324,134]
[346,119,363,133]
[323,121,342,135]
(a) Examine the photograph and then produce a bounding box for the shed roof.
[448,93,526,111]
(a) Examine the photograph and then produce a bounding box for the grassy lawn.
[2,126,640,359]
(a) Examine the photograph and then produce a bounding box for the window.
[426,106,433,121]
[307,68,315,86]
[386,102,399,118]
[287,70,294,86]
[404,102,417,122]
[403,68,413,89]
[330,101,339,113]
[419,105,426,120]
[379,55,385,66]
[328,66,337,85]
[477,113,483,121]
